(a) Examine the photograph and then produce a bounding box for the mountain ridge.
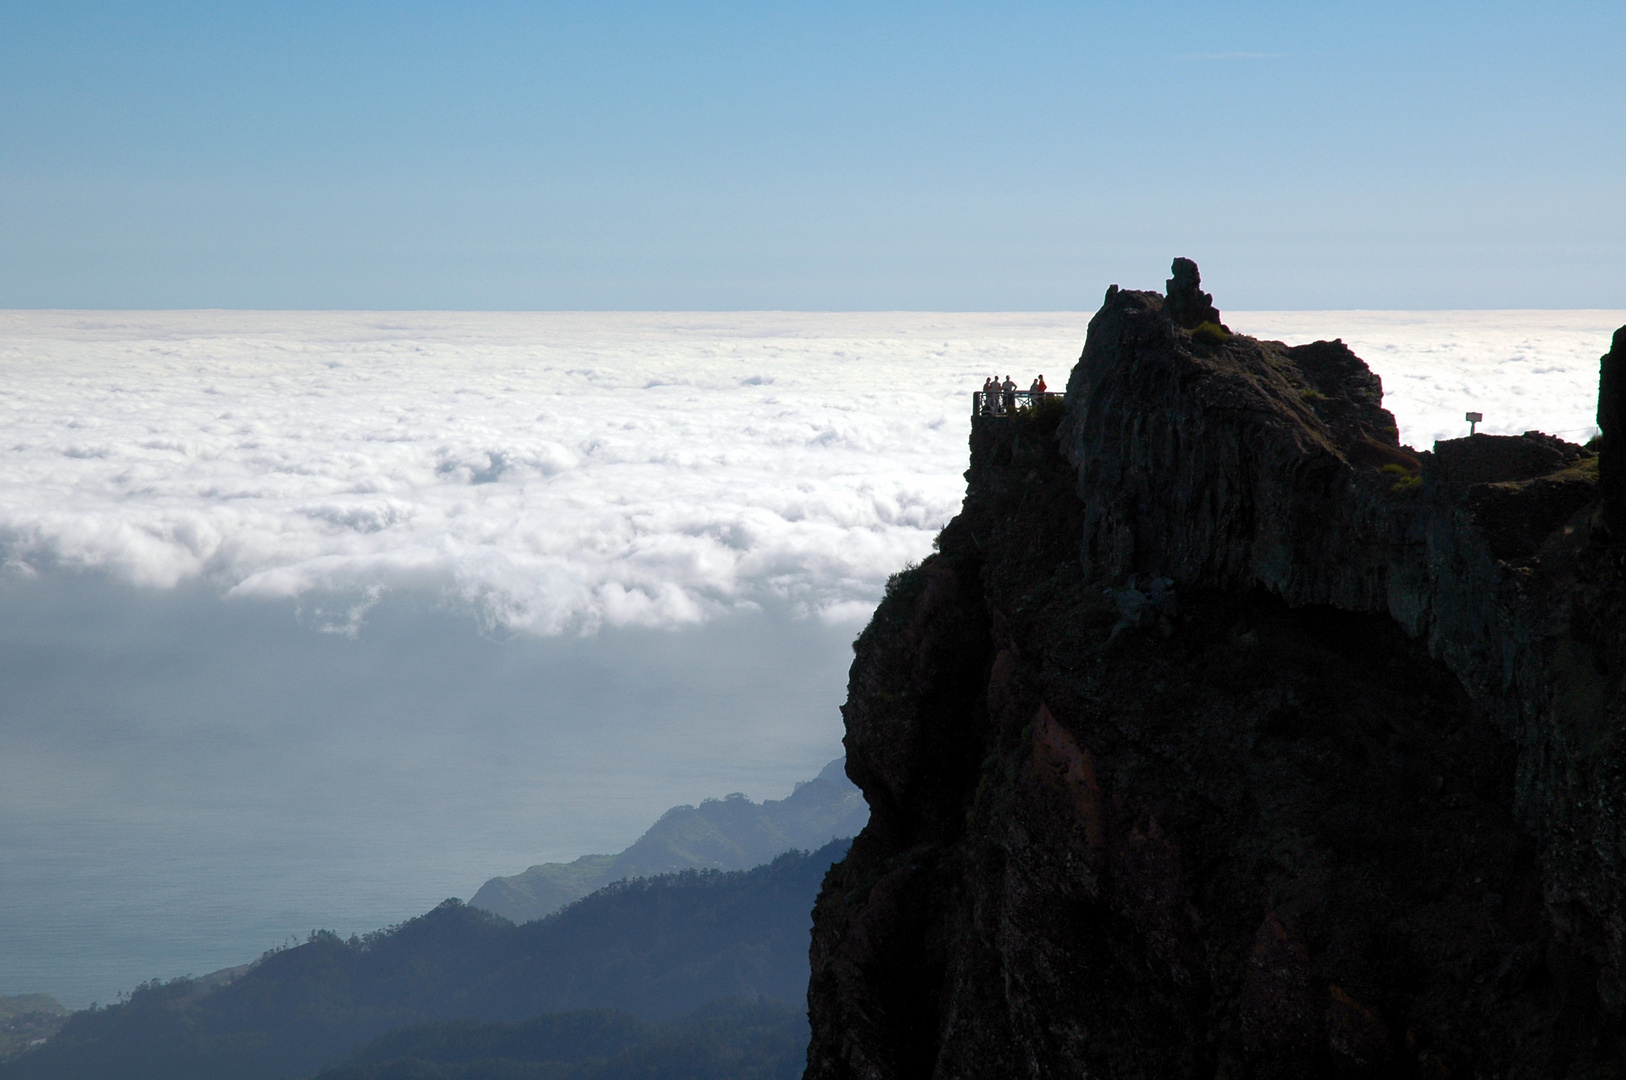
[3,841,848,1080]
[471,757,865,923]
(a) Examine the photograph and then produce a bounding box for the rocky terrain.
[806,261,1626,1078]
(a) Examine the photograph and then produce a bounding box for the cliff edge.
[807,263,1626,1078]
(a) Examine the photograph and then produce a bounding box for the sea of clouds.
[3,308,1618,638]
[0,311,1089,634]
[1,308,1621,1006]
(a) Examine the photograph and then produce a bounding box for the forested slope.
[3,841,846,1080]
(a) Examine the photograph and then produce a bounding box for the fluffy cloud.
[0,312,1083,632]
[1,309,1618,633]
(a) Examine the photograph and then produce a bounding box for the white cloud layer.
[0,312,1084,633]
[2,309,1619,633]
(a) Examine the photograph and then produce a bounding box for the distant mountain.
[1,842,846,1080]
[315,998,806,1080]
[471,757,865,923]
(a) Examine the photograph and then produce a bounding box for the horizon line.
[5,306,1626,316]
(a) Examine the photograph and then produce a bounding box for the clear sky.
[2,1,1622,310]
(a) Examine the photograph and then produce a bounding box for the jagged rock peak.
[1164,255,1224,330]
[1058,278,1406,609]
[807,275,1626,1080]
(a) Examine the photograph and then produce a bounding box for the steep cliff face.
[807,265,1626,1079]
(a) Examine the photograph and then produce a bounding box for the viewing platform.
[971,390,1063,417]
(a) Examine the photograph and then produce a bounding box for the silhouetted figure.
[1002,376,1017,414]
[1030,375,1046,396]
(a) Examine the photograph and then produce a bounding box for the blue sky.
[2,1,1623,309]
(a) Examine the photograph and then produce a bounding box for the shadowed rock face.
[1058,284,1405,612]
[806,264,1626,1079]
[1600,327,1626,539]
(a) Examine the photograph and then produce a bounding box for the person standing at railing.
[1002,376,1017,414]
[1030,375,1046,396]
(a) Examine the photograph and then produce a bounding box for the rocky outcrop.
[1057,284,1405,612]
[1163,256,1225,331]
[807,264,1626,1078]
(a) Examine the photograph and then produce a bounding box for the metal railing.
[972,390,1063,417]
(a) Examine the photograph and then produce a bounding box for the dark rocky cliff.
[806,263,1626,1079]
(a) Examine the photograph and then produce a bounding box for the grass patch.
[1381,462,1423,494]
[1020,393,1067,432]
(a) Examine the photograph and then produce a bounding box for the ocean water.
[0,309,1620,1008]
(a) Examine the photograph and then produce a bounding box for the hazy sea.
[1,309,1619,1007]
